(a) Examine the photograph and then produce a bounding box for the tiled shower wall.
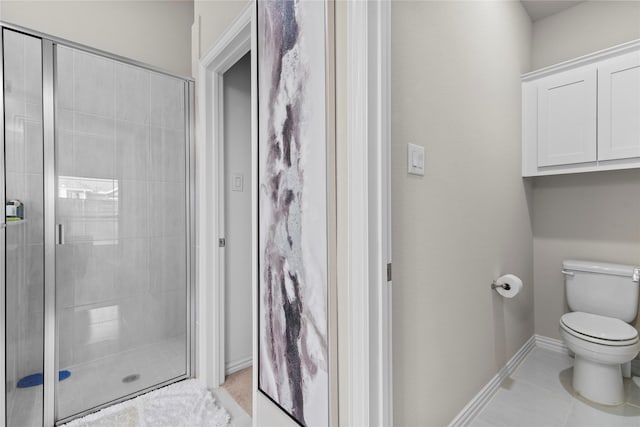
[54,46,188,369]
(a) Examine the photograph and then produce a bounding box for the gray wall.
[531,1,640,340]
[0,0,193,76]
[193,0,248,63]
[531,0,640,69]
[391,1,534,425]
[223,53,252,374]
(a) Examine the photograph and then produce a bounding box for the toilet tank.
[563,260,640,323]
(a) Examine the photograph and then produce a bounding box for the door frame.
[346,0,393,425]
[196,4,253,390]
[0,27,6,427]
[195,1,393,424]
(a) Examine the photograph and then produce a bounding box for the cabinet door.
[598,51,640,161]
[537,65,597,167]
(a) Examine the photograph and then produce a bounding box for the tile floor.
[471,347,640,427]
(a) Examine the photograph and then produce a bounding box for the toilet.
[559,260,640,406]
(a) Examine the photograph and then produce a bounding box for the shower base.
[7,336,186,426]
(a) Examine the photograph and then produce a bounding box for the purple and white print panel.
[257,0,329,426]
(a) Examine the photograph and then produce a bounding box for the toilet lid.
[561,312,638,341]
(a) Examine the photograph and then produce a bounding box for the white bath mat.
[62,379,230,427]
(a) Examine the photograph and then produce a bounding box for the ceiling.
[521,0,585,21]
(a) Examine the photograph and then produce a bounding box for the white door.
[598,51,640,161]
[537,65,597,167]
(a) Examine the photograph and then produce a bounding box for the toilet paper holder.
[491,281,511,291]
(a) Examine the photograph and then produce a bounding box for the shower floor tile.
[7,336,187,426]
[470,347,640,427]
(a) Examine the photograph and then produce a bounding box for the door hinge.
[387,263,392,282]
[219,238,226,248]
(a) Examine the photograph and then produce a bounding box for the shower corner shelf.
[6,219,27,226]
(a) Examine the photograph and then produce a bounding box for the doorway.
[220,52,253,415]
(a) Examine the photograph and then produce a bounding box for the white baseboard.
[448,335,536,427]
[225,356,252,376]
[534,334,570,355]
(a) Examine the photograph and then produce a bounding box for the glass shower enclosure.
[1,24,195,426]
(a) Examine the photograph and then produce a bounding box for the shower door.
[2,23,195,426]
[53,45,192,422]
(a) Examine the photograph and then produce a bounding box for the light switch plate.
[407,143,425,176]
[232,173,244,192]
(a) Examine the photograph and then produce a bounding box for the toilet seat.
[560,312,639,346]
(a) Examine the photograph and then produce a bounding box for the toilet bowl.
[559,260,640,405]
[560,312,639,405]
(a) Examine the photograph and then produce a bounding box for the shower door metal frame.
[0,21,197,427]
[0,27,7,427]
[42,38,56,427]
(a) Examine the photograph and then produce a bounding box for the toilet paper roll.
[495,274,523,298]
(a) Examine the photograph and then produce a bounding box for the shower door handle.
[56,224,64,245]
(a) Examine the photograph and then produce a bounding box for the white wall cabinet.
[522,40,640,176]
[537,65,597,167]
[598,51,640,162]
